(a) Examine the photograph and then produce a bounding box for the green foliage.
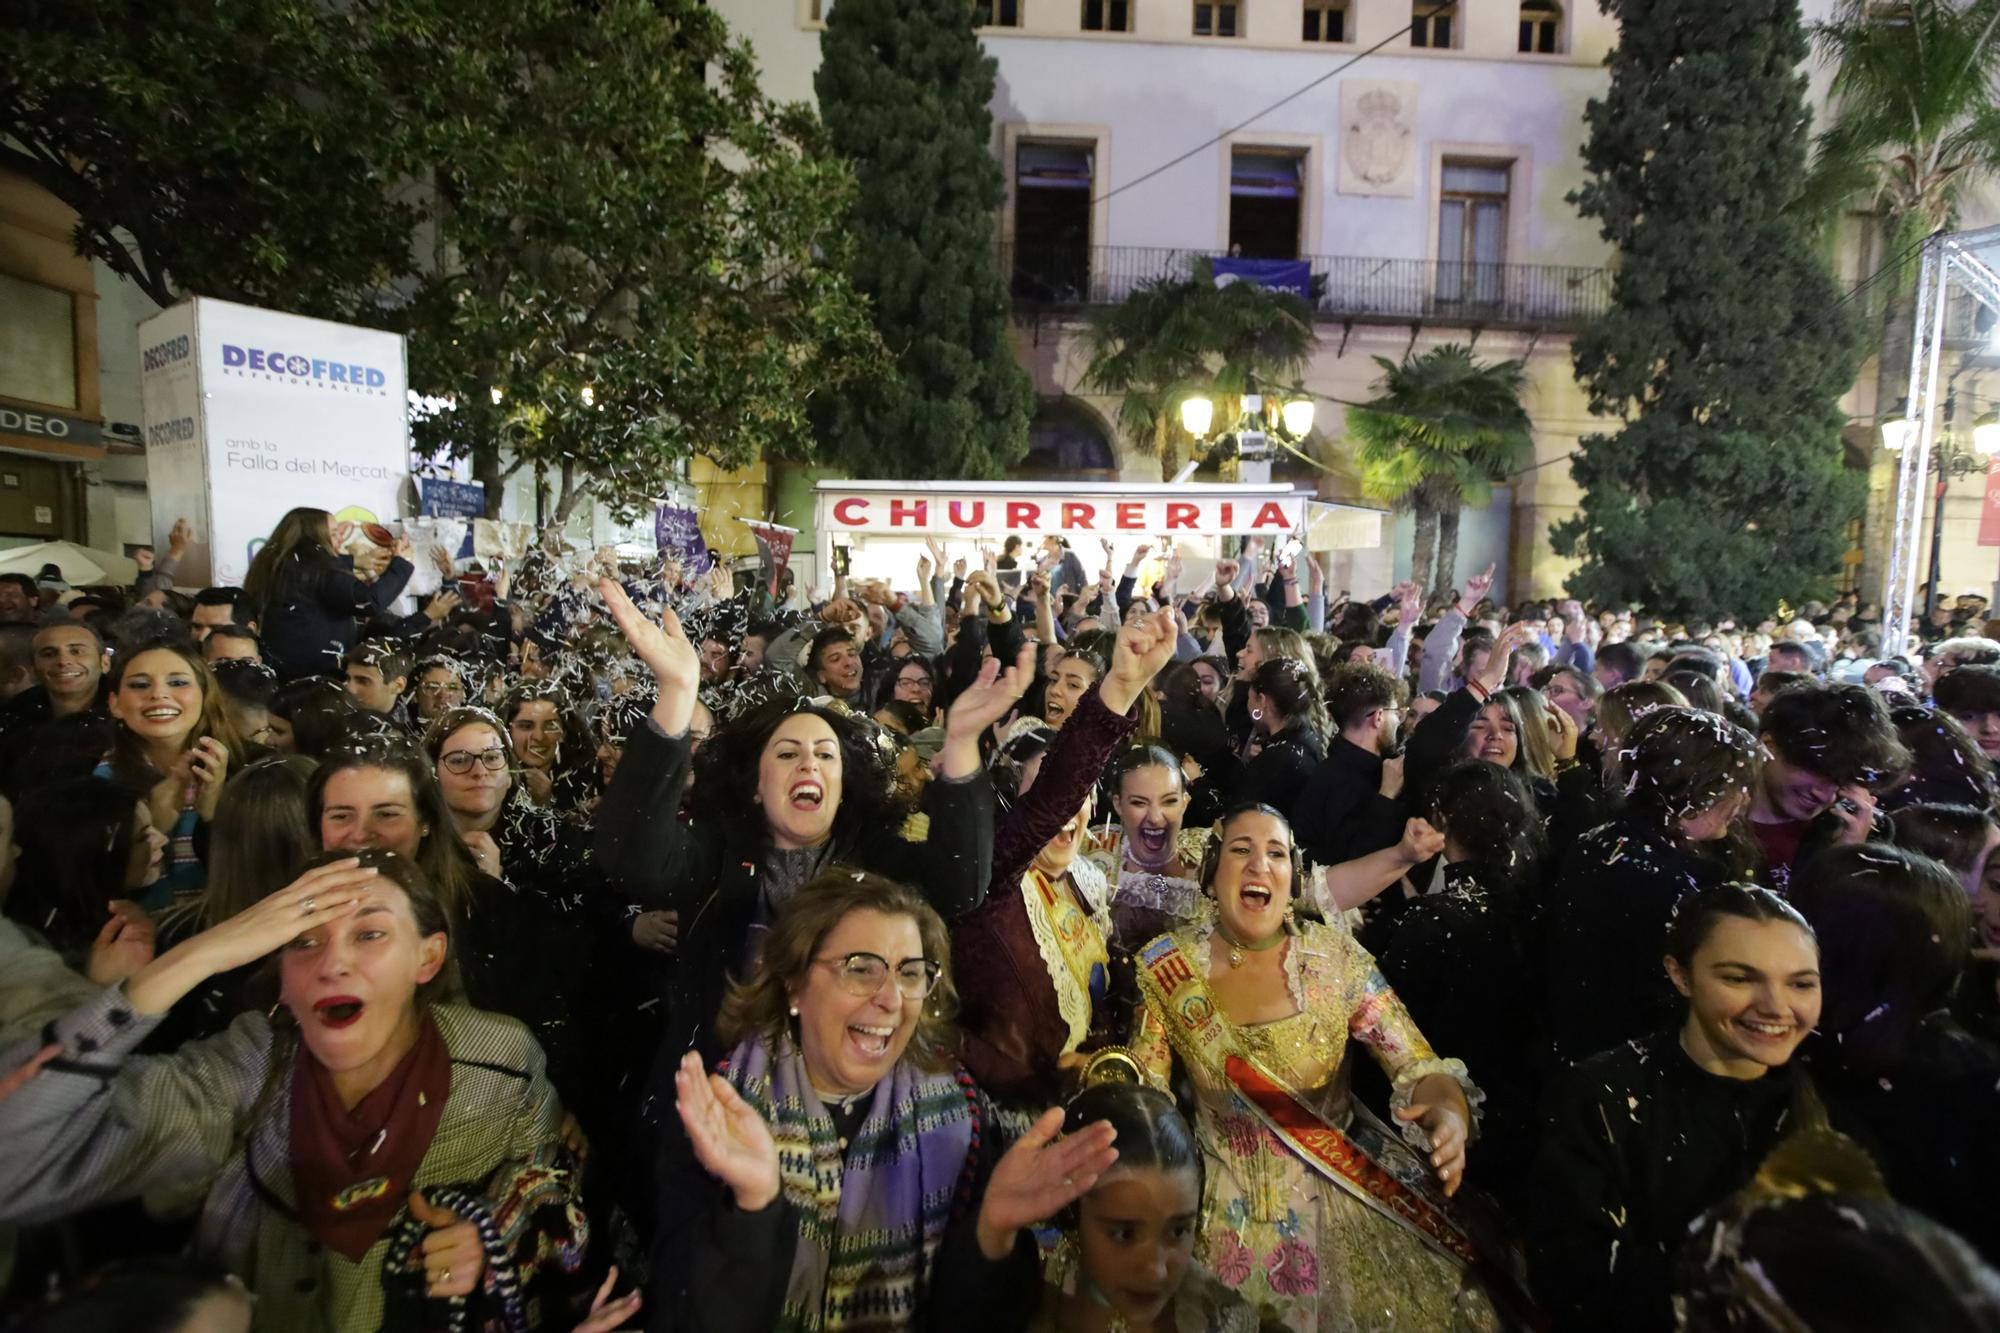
[1349,347,1533,512]
[2,0,881,520]
[809,0,1034,480]
[1556,0,1865,619]
[1081,264,1317,476]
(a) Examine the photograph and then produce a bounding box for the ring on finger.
[300,897,317,915]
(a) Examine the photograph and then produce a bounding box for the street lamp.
[1175,379,1319,482]
[1180,395,1214,438]
[1280,397,1316,439]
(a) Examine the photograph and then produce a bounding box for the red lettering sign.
[1251,502,1291,530]
[948,500,986,529]
[1007,501,1041,529]
[1115,502,1144,529]
[888,498,928,527]
[832,498,869,527]
[1061,502,1095,530]
[1219,502,1233,528]
[1165,503,1198,530]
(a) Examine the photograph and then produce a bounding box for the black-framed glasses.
[814,952,942,1000]
[440,747,509,774]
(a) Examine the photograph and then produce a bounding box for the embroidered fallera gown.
[1132,916,1499,1333]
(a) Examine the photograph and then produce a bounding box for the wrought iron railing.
[997,242,1614,328]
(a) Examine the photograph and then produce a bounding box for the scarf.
[291,1011,451,1261]
[726,1035,979,1331]
[745,842,837,973]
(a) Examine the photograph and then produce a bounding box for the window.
[804,0,831,24]
[1194,2,1241,37]
[1303,3,1347,41]
[1229,149,1305,260]
[1013,141,1095,302]
[1519,0,1562,53]
[1437,160,1510,307]
[0,274,78,410]
[974,0,1022,25]
[1083,0,1132,30]
[1411,1,1457,48]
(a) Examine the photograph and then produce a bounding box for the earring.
[788,1004,799,1017]
[1250,708,1263,722]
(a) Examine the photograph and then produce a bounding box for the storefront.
[810,480,1383,590]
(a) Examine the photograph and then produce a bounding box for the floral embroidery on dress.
[1265,1238,1320,1295]
[1207,1231,1256,1287]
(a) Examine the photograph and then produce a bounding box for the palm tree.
[1082,260,1316,478]
[1348,345,1534,598]
[1805,0,2000,587]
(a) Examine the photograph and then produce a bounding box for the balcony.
[999,243,1613,330]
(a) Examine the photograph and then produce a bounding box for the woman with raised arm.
[0,851,584,1331]
[590,577,1023,1074]
[1127,803,1502,1332]
[657,871,1119,1333]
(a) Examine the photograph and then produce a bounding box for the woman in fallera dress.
[1128,803,1498,1332]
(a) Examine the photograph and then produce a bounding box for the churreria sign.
[220,343,389,393]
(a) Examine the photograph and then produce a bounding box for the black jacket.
[1231,719,1323,826]
[1294,734,1406,868]
[260,550,413,680]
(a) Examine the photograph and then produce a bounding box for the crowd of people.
[2,512,2000,1331]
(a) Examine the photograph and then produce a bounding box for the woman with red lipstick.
[658,871,1118,1333]
[952,609,1180,1103]
[1529,883,1821,1332]
[1129,803,1495,1332]
[0,851,585,1331]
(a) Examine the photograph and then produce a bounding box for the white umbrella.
[0,539,140,588]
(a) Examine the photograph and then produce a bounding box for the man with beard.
[1295,662,1408,868]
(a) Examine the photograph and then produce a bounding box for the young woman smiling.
[658,872,1117,1332]
[1128,803,1496,1331]
[1529,884,1821,1332]
[0,851,584,1331]
[100,634,246,909]
[590,579,1027,1147]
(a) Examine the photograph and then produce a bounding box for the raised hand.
[185,736,230,820]
[167,517,194,558]
[461,831,503,879]
[430,544,458,578]
[675,1050,780,1212]
[1458,564,1497,614]
[953,557,967,581]
[1212,559,1241,596]
[1477,621,1538,695]
[411,1190,485,1299]
[1379,754,1406,800]
[87,901,157,987]
[975,1105,1120,1260]
[943,643,1037,746]
[598,577,700,717]
[1102,607,1180,716]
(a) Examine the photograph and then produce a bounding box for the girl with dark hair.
[1544,706,1762,1065]
[0,851,585,1329]
[590,579,1020,1129]
[966,1082,1268,1333]
[1888,802,2000,895]
[1884,704,1998,811]
[100,636,245,907]
[872,655,938,726]
[1095,743,1211,946]
[243,506,413,681]
[1129,802,1493,1330]
[1231,657,1328,824]
[1363,759,1548,1207]
[657,870,1116,1332]
[7,776,165,972]
[498,680,595,812]
[267,676,360,758]
[1793,844,2000,1264]
[1530,883,1820,1332]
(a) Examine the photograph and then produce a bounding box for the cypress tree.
[1553,0,1863,619]
[812,0,1034,478]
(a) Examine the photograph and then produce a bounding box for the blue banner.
[1212,257,1311,300]
[418,478,484,558]
[654,503,713,575]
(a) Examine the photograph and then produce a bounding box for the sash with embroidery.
[1021,865,1110,1054]
[1133,932,1483,1269]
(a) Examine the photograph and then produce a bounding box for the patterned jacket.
[0,989,574,1331]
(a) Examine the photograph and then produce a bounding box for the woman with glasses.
[873,656,939,728]
[590,580,1027,1163]
[658,870,1118,1332]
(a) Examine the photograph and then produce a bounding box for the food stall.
[809,480,1385,592]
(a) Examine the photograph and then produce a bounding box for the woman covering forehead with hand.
[658,871,1119,1333]
[0,851,585,1331]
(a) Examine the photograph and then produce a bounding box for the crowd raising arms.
[2,508,2000,1330]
